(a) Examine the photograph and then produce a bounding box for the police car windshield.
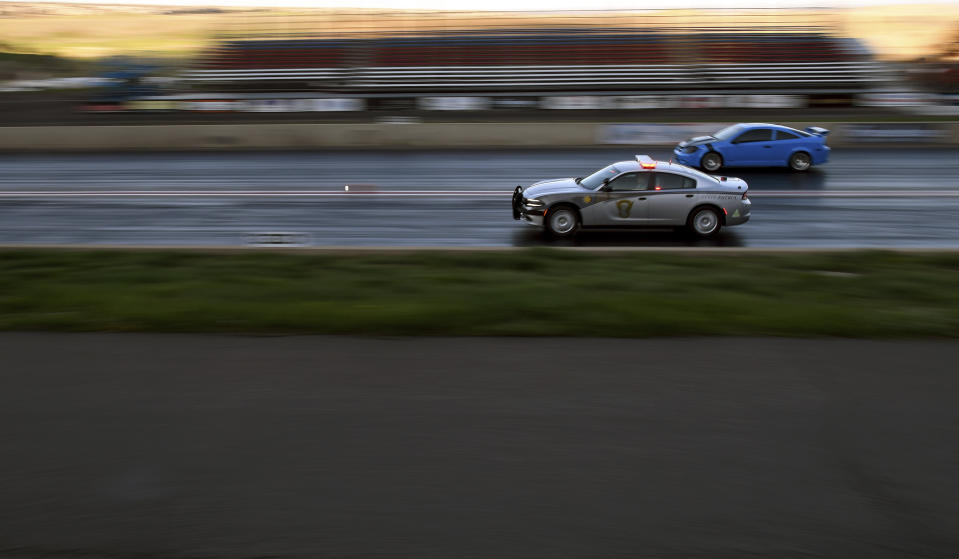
[579,164,621,190]
[712,124,745,141]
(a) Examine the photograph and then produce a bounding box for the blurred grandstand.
[177,9,886,106]
[184,30,878,93]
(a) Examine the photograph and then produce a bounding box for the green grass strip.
[1,249,958,337]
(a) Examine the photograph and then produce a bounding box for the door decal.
[616,199,634,218]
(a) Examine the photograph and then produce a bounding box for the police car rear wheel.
[789,152,812,171]
[701,152,723,172]
[546,207,579,237]
[688,207,721,238]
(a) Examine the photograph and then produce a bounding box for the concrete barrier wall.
[1,121,956,151]
[0,123,597,151]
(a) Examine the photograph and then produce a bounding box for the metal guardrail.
[698,62,888,85]
[343,65,696,88]
[181,62,889,90]
[184,69,346,81]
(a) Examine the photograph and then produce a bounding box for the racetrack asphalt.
[1,334,957,558]
[1,147,958,248]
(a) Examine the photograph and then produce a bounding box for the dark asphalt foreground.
[1,334,958,558]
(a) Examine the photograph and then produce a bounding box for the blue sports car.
[673,123,830,172]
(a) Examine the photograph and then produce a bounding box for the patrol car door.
[644,172,699,225]
[582,172,651,226]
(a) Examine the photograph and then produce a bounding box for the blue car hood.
[678,135,717,148]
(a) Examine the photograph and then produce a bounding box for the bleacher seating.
[183,28,884,92]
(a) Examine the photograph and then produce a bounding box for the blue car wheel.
[701,152,723,172]
[788,151,812,171]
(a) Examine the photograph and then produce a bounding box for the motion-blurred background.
[1,1,957,124]
[2,0,959,248]
[4,7,959,558]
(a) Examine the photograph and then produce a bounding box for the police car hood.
[523,178,583,197]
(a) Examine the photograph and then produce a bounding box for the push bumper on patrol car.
[512,185,546,227]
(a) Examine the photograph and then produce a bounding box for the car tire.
[700,152,723,172]
[788,151,812,172]
[687,206,722,238]
[545,205,580,237]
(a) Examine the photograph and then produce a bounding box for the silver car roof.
[616,158,719,183]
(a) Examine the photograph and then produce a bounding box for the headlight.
[524,198,544,207]
[682,146,699,154]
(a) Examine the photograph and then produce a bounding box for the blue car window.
[776,130,800,140]
[732,129,773,143]
[712,124,745,141]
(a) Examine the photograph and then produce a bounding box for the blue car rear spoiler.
[805,126,830,136]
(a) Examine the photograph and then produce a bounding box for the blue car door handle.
[763,145,773,148]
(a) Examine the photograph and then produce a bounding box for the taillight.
[742,192,749,200]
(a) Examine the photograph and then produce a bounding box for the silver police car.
[512,155,750,238]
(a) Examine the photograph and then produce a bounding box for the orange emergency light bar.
[636,155,656,169]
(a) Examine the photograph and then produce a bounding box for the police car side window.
[650,173,696,190]
[732,129,773,143]
[607,172,649,191]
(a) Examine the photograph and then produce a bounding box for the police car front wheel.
[546,207,579,237]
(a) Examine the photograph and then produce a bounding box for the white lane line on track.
[752,191,959,198]
[2,190,959,198]
[0,191,504,196]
